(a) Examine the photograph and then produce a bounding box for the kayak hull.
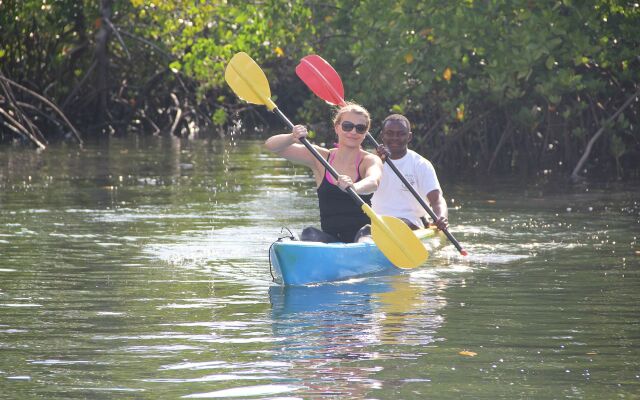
[269,228,441,286]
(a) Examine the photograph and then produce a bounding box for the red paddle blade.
[296,55,346,106]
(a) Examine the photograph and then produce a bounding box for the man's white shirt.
[371,149,441,228]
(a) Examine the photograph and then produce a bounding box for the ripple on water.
[159,360,291,371]
[6,376,32,380]
[142,373,282,383]
[29,359,100,365]
[0,303,43,308]
[182,384,304,398]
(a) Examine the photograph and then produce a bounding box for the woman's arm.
[352,153,382,195]
[264,125,324,169]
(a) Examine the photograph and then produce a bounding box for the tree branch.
[0,75,83,145]
[104,17,131,60]
[0,107,46,149]
[570,87,640,181]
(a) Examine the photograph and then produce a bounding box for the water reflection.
[269,280,387,398]
[374,277,446,346]
[268,275,448,398]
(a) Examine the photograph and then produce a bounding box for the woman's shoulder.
[360,149,382,167]
[359,148,377,158]
[313,145,331,158]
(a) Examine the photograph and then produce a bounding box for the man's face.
[381,120,412,155]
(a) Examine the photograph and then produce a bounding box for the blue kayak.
[269,228,443,286]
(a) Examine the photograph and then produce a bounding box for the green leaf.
[545,56,556,70]
[610,134,625,158]
[391,104,404,114]
[169,60,182,73]
[212,108,227,126]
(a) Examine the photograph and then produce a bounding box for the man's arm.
[426,189,449,230]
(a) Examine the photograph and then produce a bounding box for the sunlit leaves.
[391,104,404,114]
[212,108,227,126]
[169,61,181,73]
[149,0,314,89]
[405,53,414,64]
[443,67,452,81]
[456,104,465,121]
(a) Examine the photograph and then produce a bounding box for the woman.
[264,103,382,243]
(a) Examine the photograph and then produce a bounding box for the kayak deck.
[269,228,441,286]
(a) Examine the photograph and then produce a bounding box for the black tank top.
[317,153,372,243]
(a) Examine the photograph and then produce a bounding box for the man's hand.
[376,144,391,162]
[433,216,449,231]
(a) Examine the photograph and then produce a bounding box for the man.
[371,114,449,231]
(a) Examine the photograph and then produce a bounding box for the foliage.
[308,0,640,180]
[0,0,316,139]
[1,0,638,180]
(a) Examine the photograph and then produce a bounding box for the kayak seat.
[300,226,339,243]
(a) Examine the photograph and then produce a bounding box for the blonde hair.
[332,102,371,129]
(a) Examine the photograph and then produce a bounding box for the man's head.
[380,114,412,158]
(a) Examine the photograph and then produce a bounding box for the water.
[0,136,638,399]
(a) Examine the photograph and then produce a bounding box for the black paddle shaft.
[365,133,465,254]
[273,107,365,207]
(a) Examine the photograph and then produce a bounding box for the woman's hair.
[332,102,371,129]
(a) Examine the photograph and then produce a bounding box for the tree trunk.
[94,0,113,130]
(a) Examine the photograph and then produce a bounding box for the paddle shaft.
[272,107,365,207]
[365,133,465,254]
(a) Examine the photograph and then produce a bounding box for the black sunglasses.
[341,121,367,134]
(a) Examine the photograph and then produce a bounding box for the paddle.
[225,52,428,269]
[296,54,468,256]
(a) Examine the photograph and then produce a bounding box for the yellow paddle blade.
[361,205,429,269]
[225,52,277,110]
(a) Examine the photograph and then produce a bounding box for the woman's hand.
[291,125,309,142]
[336,174,354,192]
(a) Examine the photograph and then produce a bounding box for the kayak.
[269,228,443,286]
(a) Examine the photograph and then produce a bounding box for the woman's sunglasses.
[341,121,367,134]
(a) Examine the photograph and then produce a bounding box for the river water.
[0,136,638,399]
